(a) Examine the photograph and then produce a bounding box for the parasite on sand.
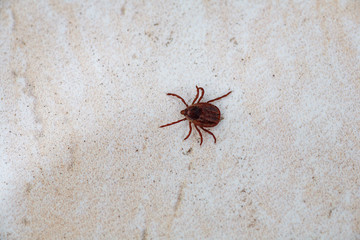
[160,86,232,145]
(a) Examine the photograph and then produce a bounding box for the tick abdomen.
[187,103,220,127]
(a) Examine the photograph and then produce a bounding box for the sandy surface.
[1,0,359,239]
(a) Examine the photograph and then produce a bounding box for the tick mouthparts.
[180,110,186,115]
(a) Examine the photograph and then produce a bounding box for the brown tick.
[160,86,232,145]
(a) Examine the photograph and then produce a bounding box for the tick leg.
[160,118,186,128]
[194,125,203,146]
[184,122,192,140]
[197,87,205,103]
[206,91,232,103]
[191,86,200,105]
[200,127,216,143]
[167,93,188,107]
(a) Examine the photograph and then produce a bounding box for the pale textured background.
[1,0,359,239]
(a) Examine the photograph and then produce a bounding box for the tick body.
[160,86,232,145]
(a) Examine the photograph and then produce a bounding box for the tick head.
[182,106,201,120]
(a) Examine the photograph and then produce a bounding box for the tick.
[160,86,232,145]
